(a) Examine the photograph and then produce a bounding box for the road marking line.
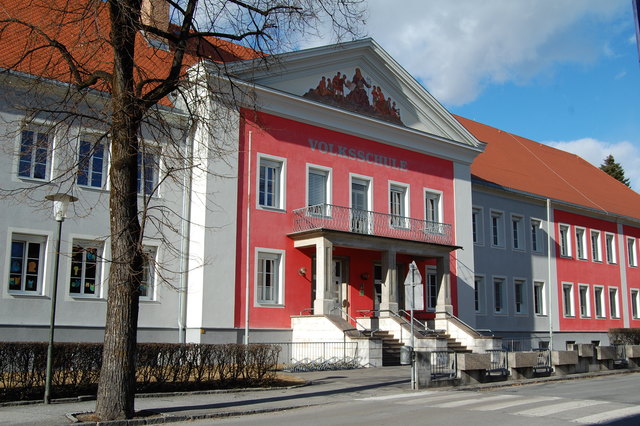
[355,392,437,401]
[573,405,640,424]
[396,392,479,406]
[432,394,520,408]
[474,395,561,411]
[515,399,608,417]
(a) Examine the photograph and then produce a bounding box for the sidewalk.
[0,366,637,425]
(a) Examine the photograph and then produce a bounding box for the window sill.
[255,303,284,308]
[8,291,45,298]
[78,184,108,193]
[257,206,286,213]
[17,176,51,184]
[534,314,548,317]
[559,255,573,259]
[69,295,105,301]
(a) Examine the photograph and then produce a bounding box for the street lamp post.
[43,193,77,404]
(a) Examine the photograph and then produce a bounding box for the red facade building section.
[234,110,457,329]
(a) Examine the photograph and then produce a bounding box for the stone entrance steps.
[364,330,404,366]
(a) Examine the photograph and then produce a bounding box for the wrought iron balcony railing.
[292,204,453,246]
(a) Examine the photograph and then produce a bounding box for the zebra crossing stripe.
[573,405,640,424]
[397,391,480,406]
[474,395,561,411]
[355,391,436,401]
[515,399,608,417]
[432,394,520,408]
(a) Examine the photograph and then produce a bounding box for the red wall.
[554,210,624,331]
[624,224,640,328]
[234,110,456,329]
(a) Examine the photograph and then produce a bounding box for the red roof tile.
[456,115,640,220]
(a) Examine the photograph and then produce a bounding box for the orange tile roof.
[456,115,640,220]
[0,0,260,101]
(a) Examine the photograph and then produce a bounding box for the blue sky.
[304,0,640,188]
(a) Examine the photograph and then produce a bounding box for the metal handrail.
[299,308,314,315]
[435,310,493,337]
[292,204,454,246]
[331,306,372,333]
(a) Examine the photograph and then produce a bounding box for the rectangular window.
[69,242,102,296]
[605,233,616,264]
[426,266,437,311]
[390,185,408,228]
[351,177,371,234]
[139,248,157,300]
[137,151,159,196]
[530,219,542,253]
[308,168,329,214]
[609,287,619,318]
[514,279,526,314]
[628,238,637,267]
[579,284,590,318]
[258,156,284,209]
[591,230,601,262]
[425,191,441,223]
[559,224,571,257]
[474,276,484,313]
[472,208,483,245]
[594,286,604,318]
[18,128,50,180]
[512,215,524,250]
[77,136,106,188]
[562,283,574,317]
[533,281,545,315]
[575,227,586,260]
[8,234,46,293]
[493,277,505,313]
[631,289,639,320]
[256,251,283,305]
[491,211,504,247]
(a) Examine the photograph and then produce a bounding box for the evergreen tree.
[600,155,631,188]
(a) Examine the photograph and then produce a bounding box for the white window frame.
[472,207,484,246]
[530,218,542,253]
[77,132,109,189]
[533,281,546,316]
[608,286,620,318]
[605,233,616,264]
[591,230,601,262]
[137,146,161,197]
[254,248,285,307]
[490,210,505,248]
[511,215,524,251]
[389,181,410,229]
[493,276,507,314]
[594,285,605,319]
[16,123,53,181]
[306,164,332,214]
[139,246,158,301]
[474,275,485,314]
[7,233,48,295]
[559,224,571,257]
[349,173,373,211]
[631,289,639,320]
[424,189,442,224]
[514,278,527,315]
[628,237,637,267]
[575,227,587,260]
[257,153,286,211]
[579,284,591,318]
[562,282,575,317]
[68,239,104,298]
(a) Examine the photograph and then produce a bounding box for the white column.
[380,250,398,316]
[435,254,453,318]
[313,238,335,315]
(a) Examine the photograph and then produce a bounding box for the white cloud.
[546,138,640,189]
[301,0,626,105]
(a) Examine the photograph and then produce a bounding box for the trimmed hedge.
[0,342,281,402]
[608,328,640,345]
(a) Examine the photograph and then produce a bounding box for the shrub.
[608,328,640,345]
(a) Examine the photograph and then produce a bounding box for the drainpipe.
[244,131,253,345]
[178,127,194,344]
[546,198,553,351]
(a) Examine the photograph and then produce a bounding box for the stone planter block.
[552,350,578,366]
[457,353,490,371]
[508,351,538,368]
[596,346,616,360]
[626,345,640,359]
[576,344,594,358]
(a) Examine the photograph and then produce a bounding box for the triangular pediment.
[230,39,480,148]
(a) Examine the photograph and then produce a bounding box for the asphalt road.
[188,374,640,426]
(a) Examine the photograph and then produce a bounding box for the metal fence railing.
[275,341,361,372]
[534,349,552,373]
[613,344,629,368]
[430,350,457,380]
[486,349,508,375]
[292,204,453,246]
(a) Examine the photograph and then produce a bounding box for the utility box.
[400,346,413,365]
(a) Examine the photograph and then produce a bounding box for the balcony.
[292,204,453,246]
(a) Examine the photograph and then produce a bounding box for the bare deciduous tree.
[0,0,364,420]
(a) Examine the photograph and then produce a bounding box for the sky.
[303,0,640,189]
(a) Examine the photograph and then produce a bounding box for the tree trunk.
[95,0,144,420]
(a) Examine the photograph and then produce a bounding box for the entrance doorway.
[333,259,348,318]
